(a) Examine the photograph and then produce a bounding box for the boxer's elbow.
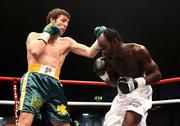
[28,40,45,57]
[28,44,44,58]
[152,70,162,83]
[29,48,42,58]
[156,70,162,81]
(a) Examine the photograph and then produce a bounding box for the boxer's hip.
[28,64,60,80]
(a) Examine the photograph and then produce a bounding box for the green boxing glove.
[38,23,61,43]
[94,26,107,37]
[43,23,61,36]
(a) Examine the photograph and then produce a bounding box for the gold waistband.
[28,64,60,80]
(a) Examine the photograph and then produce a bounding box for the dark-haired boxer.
[94,26,161,126]
[18,8,101,126]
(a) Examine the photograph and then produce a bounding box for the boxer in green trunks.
[18,8,101,126]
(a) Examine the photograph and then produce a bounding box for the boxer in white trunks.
[94,26,161,126]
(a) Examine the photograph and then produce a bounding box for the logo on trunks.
[45,67,52,73]
[57,104,68,116]
[31,96,43,109]
[129,100,142,108]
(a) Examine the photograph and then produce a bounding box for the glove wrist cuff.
[38,32,51,44]
[135,77,146,87]
[100,72,109,81]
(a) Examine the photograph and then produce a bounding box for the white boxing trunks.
[103,85,152,126]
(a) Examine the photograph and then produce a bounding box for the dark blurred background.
[0,0,180,125]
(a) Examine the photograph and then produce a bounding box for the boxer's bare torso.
[27,32,99,70]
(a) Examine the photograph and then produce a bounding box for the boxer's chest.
[107,53,141,77]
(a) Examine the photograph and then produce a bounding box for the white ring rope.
[1,99,180,106]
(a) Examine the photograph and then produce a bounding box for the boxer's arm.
[69,26,107,58]
[135,45,162,85]
[69,38,101,58]
[117,45,161,94]
[27,23,61,57]
[26,32,47,58]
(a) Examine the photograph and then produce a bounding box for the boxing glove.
[38,23,61,43]
[94,26,107,37]
[94,57,110,81]
[117,77,146,94]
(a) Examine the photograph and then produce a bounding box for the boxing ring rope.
[1,76,180,85]
[0,76,180,125]
[1,99,180,106]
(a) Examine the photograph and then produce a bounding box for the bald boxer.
[94,26,161,126]
[18,8,101,126]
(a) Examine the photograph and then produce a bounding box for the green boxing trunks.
[19,71,71,122]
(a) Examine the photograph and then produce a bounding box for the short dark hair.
[103,28,122,43]
[46,8,71,24]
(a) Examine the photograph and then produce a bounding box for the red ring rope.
[0,76,180,86]
[0,76,180,125]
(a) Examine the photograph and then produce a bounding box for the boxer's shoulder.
[27,32,40,39]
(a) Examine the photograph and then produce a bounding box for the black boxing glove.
[117,77,146,94]
[94,57,110,81]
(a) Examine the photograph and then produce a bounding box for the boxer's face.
[52,14,70,35]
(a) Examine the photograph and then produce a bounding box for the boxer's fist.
[43,23,61,36]
[94,57,109,81]
[38,23,61,43]
[117,77,146,94]
[94,26,107,37]
[94,57,106,75]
